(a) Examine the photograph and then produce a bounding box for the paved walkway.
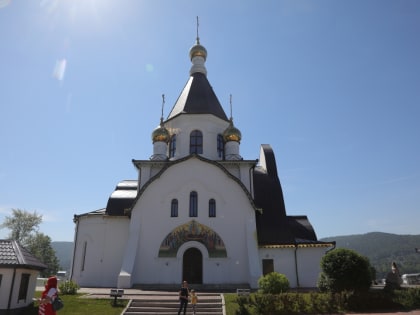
[49,287,420,315]
[348,312,420,315]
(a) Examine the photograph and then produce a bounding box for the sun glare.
[40,0,115,28]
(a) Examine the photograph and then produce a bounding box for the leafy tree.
[258,272,290,294]
[318,248,372,293]
[0,208,42,246]
[26,232,60,277]
[1,208,60,277]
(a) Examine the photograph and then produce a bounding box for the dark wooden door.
[182,248,203,284]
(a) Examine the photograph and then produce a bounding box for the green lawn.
[27,292,128,315]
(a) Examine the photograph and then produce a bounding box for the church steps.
[123,293,224,315]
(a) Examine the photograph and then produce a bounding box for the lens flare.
[53,59,67,81]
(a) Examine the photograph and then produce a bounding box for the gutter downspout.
[7,267,17,313]
[70,215,79,282]
[294,244,300,288]
[326,241,337,253]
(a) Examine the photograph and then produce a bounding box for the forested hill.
[321,232,420,279]
[51,241,73,272]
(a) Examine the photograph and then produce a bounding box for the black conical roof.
[166,72,228,122]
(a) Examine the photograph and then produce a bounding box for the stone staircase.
[123,292,224,315]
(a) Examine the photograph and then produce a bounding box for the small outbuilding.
[0,239,46,315]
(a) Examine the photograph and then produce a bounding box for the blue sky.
[1,0,419,242]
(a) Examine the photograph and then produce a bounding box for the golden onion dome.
[151,124,170,143]
[223,121,242,143]
[189,43,207,61]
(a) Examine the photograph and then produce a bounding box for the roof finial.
[196,16,200,44]
[229,94,233,120]
[160,94,165,124]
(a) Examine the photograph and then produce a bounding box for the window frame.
[169,134,177,158]
[190,130,203,154]
[18,273,30,301]
[81,241,87,271]
[217,134,224,158]
[209,198,216,217]
[171,199,179,217]
[189,191,198,217]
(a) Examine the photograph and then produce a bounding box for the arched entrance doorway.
[182,248,202,284]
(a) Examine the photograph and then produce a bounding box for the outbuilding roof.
[0,239,47,270]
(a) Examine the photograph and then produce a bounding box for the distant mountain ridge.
[51,241,73,272]
[321,232,420,279]
[51,232,420,279]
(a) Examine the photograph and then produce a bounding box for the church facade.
[70,35,334,289]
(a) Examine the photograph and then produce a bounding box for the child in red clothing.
[38,276,58,315]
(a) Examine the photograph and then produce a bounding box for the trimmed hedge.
[233,288,420,315]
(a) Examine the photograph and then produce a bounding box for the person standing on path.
[38,276,58,315]
[190,289,198,315]
[178,280,190,315]
[385,261,402,291]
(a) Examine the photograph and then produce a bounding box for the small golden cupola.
[189,40,207,62]
[151,119,170,144]
[150,95,170,161]
[223,95,242,160]
[223,119,242,143]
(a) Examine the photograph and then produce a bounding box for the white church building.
[70,34,335,290]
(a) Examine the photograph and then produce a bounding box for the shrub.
[235,296,252,315]
[258,272,289,294]
[252,293,278,315]
[59,280,80,295]
[393,288,420,309]
[318,248,372,293]
[276,292,306,314]
[307,291,344,314]
[227,289,420,315]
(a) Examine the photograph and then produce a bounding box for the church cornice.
[259,241,336,249]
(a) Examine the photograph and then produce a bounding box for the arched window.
[189,191,198,217]
[190,130,203,154]
[171,199,178,217]
[169,135,176,158]
[209,199,216,217]
[217,134,224,158]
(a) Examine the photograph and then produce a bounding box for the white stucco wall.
[0,268,39,311]
[123,157,260,287]
[165,114,230,161]
[71,215,129,287]
[259,246,329,288]
[296,247,326,287]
